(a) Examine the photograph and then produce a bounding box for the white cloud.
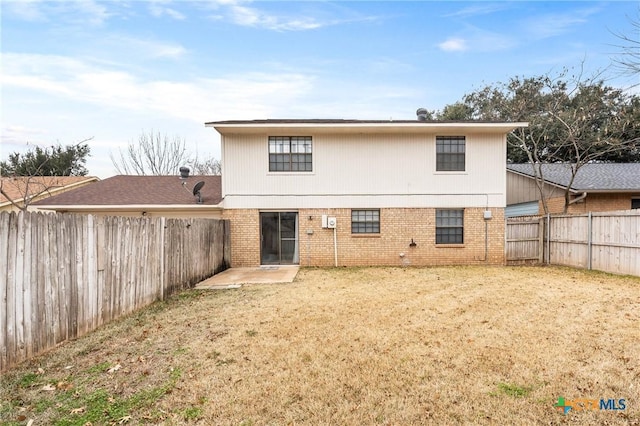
[2,0,115,26]
[227,4,323,31]
[200,0,376,32]
[524,6,602,39]
[148,0,186,20]
[72,0,112,26]
[438,26,516,53]
[2,0,46,21]
[104,36,188,59]
[1,125,48,148]
[444,3,511,19]
[438,38,468,52]
[1,52,314,123]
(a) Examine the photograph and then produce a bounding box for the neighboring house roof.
[507,163,640,192]
[33,175,222,208]
[0,176,99,208]
[207,119,528,134]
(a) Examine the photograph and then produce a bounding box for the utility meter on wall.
[327,217,337,229]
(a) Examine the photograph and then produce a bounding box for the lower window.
[436,209,464,244]
[351,209,380,233]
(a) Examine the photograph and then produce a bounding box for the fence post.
[545,214,551,264]
[587,211,592,270]
[537,216,544,263]
[160,216,165,301]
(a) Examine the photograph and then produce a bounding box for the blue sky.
[1,1,638,178]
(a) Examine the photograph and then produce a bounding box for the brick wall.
[224,207,505,267]
[222,209,261,267]
[540,193,638,215]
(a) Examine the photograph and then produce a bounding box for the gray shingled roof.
[33,175,222,206]
[507,163,640,191]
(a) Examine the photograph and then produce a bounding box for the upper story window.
[632,198,640,209]
[269,136,312,172]
[436,136,465,171]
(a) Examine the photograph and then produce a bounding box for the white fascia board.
[209,122,529,135]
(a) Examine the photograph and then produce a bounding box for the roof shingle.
[33,175,222,206]
[507,163,640,191]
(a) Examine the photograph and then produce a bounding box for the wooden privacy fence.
[505,216,544,264]
[506,210,640,276]
[0,211,230,371]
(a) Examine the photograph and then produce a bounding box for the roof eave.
[577,189,640,194]
[207,121,529,135]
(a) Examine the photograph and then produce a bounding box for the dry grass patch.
[1,266,639,425]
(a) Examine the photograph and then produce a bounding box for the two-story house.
[206,117,527,267]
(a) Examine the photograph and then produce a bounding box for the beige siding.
[223,132,506,208]
[506,170,565,205]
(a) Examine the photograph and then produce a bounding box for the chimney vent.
[179,166,190,179]
[416,108,429,121]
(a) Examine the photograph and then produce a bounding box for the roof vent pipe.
[416,108,429,121]
[179,166,190,179]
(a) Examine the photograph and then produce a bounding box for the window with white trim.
[436,136,465,171]
[351,209,380,234]
[269,136,312,171]
[436,209,464,244]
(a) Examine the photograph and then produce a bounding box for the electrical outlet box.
[483,210,492,220]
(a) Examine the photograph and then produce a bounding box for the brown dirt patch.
[1,266,639,425]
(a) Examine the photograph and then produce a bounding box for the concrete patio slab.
[195,265,300,289]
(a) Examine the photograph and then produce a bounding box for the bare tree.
[110,130,191,175]
[111,130,222,176]
[188,156,222,175]
[611,11,640,80]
